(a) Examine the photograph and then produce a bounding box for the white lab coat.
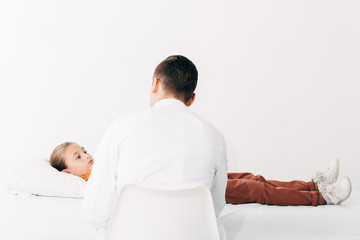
[83,99,228,238]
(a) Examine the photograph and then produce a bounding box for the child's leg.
[225,178,323,206]
[227,172,316,191]
[266,179,317,191]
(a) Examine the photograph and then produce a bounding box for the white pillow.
[6,158,86,198]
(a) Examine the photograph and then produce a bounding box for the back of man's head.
[153,55,198,103]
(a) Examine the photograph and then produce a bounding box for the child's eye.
[84,151,87,154]
[76,155,80,159]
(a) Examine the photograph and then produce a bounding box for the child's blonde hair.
[50,142,75,171]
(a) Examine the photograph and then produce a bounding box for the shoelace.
[313,166,337,185]
[324,181,345,201]
[313,171,325,182]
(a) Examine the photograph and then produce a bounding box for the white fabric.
[5,158,86,198]
[0,190,97,240]
[219,190,360,240]
[1,189,360,240]
[83,99,228,231]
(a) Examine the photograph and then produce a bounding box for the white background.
[0,0,359,191]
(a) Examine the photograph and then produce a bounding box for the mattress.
[219,190,360,240]
[1,189,359,240]
[0,190,97,240]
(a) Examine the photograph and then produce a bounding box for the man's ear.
[62,169,74,175]
[151,78,160,94]
[185,93,196,107]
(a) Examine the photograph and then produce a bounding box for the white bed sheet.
[219,190,360,240]
[0,190,97,240]
[1,189,359,240]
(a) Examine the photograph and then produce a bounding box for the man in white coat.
[83,55,228,239]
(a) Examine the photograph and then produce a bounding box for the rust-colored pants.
[226,173,323,206]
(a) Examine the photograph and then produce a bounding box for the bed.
[219,190,360,240]
[0,190,97,240]
[1,188,359,240]
[1,159,359,240]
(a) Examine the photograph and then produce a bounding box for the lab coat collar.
[152,98,187,109]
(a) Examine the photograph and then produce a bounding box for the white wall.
[1,0,359,191]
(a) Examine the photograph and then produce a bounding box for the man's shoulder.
[186,109,225,141]
[112,109,150,126]
[111,108,224,141]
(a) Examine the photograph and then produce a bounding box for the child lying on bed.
[50,142,352,206]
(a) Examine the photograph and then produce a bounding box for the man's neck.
[154,95,185,105]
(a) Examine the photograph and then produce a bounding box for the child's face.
[62,143,94,177]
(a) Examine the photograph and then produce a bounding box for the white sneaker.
[313,159,339,188]
[320,177,352,205]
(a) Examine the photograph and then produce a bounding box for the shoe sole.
[337,177,352,205]
[331,159,340,185]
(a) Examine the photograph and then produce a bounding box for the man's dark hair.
[153,55,198,103]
